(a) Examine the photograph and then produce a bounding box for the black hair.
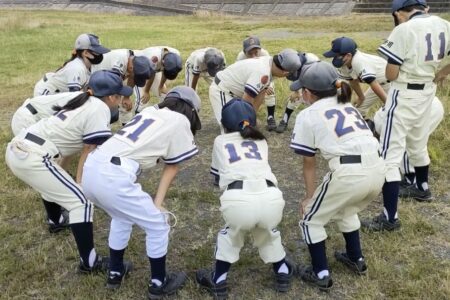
[158,97,201,135]
[239,125,266,140]
[273,55,283,70]
[55,49,84,72]
[308,81,352,104]
[399,5,426,12]
[52,91,91,112]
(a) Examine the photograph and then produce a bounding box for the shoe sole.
[301,278,332,292]
[275,282,291,293]
[149,275,187,300]
[196,282,227,300]
[335,254,367,275]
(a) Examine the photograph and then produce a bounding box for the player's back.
[26,92,83,119]
[91,49,129,75]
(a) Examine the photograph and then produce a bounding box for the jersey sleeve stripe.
[290,142,317,152]
[360,73,376,79]
[83,130,112,139]
[67,83,82,88]
[163,147,199,164]
[378,46,403,65]
[293,149,316,157]
[210,167,219,176]
[192,71,201,75]
[244,84,259,95]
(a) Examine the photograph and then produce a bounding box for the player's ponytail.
[239,121,266,140]
[336,81,352,104]
[55,49,84,72]
[52,90,92,112]
[158,96,201,135]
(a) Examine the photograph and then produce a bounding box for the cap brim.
[323,50,339,58]
[207,67,219,77]
[244,45,261,54]
[290,80,303,91]
[119,85,133,97]
[134,75,147,87]
[164,71,178,80]
[90,45,110,55]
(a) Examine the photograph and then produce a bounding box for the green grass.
[0,9,449,300]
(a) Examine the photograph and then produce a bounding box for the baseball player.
[91,48,154,125]
[362,0,450,231]
[210,49,301,130]
[185,47,226,91]
[235,36,279,131]
[196,98,293,299]
[372,97,444,198]
[34,33,110,96]
[323,37,391,119]
[275,51,320,133]
[133,46,182,113]
[290,62,385,290]
[81,86,201,296]
[5,70,132,272]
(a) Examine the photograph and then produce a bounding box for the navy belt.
[43,74,48,82]
[111,156,121,166]
[25,103,38,115]
[407,83,425,90]
[214,76,221,85]
[227,180,275,190]
[25,132,45,146]
[340,155,361,164]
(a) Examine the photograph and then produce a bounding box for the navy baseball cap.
[204,48,225,77]
[323,37,357,58]
[221,98,256,132]
[243,36,261,54]
[290,61,338,92]
[392,0,427,13]
[89,70,133,97]
[163,52,182,80]
[75,33,110,54]
[133,56,153,87]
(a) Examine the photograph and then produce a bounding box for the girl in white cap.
[6,70,131,273]
[34,33,110,96]
[289,61,385,290]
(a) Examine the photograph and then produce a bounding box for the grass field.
[0,9,449,300]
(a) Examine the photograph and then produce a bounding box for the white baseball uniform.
[337,50,391,117]
[373,96,444,175]
[34,58,90,96]
[209,56,272,125]
[290,97,385,244]
[91,49,131,76]
[210,132,285,264]
[377,14,450,182]
[82,106,198,258]
[11,92,83,136]
[5,96,112,224]
[185,47,226,89]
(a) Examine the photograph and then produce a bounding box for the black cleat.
[196,269,228,300]
[361,214,401,232]
[274,259,295,292]
[47,210,70,233]
[266,117,277,131]
[79,255,110,274]
[399,185,433,202]
[275,119,288,133]
[297,265,333,291]
[148,271,187,300]
[106,260,134,289]
[334,251,367,275]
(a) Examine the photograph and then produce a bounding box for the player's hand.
[299,197,311,216]
[265,87,275,96]
[121,97,133,111]
[289,91,300,103]
[354,97,365,108]
[141,92,150,105]
[433,73,447,85]
[159,86,168,96]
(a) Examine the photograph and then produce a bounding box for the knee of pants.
[215,228,242,264]
[286,100,300,110]
[336,214,361,233]
[145,225,170,258]
[407,151,430,168]
[300,221,327,245]
[68,201,93,224]
[108,219,133,250]
[253,228,286,263]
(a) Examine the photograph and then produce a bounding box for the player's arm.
[369,80,387,103]
[385,63,400,81]
[242,91,265,112]
[190,73,200,90]
[434,63,450,84]
[349,79,365,107]
[76,143,97,183]
[142,73,156,104]
[159,73,168,95]
[153,164,179,209]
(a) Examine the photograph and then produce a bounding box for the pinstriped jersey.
[186,48,226,75]
[134,46,180,73]
[290,97,379,160]
[91,49,131,76]
[98,106,198,170]
[27,97,112,157]
[210,132,277,190]
[235,48,270,61]
[215,56,272,98]
[337,50,388,84]
[378,14,450,83]
[37,58,90,94]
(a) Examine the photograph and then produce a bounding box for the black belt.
[25,132,45,146]
[227,180,275,190]
[214,76,221,85]
[43,74,48,82]
[111,156,121,166]
[340,155,361,164]
[407,83,425,90]
[25,103,38,115]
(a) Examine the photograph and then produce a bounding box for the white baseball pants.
[357,83,391,118]
[10,106,38,136]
